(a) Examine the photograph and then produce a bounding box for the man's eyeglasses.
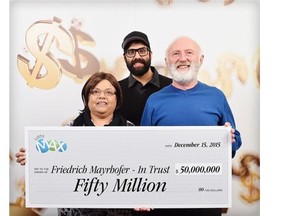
[124,47,150,58]
[90,89,116,97]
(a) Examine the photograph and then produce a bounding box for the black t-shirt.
[119,67,172,126]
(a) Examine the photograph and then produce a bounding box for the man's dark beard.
[125,57,151,77]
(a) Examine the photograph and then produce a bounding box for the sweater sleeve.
[232,129,242,158]
[140,100,153,126]
[222,97,242,158]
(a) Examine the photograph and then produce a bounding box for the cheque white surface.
[25,126,232,208]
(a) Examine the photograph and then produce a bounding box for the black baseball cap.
[121,31,150,51]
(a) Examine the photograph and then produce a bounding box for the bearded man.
[140,36,242,216]
[119,31,172,126]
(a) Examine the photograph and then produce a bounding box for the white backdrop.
[9,0,260,215]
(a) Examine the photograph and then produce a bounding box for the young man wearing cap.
[119,31,172,126]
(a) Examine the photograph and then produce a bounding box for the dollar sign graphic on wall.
[17,17,75,89]
[59,26,100,82]
[232,154,260,203]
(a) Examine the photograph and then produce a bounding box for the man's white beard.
[169,63,200,85]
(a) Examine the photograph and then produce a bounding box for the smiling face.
[165,37,204,85]
[124,41,152,77]
[88,79,117,118]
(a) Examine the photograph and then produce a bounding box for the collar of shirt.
[127,66,161,88]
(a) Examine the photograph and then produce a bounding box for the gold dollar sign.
[59,26,100,82]
[214,53,248,98]
[197,0,235,6]
[99,56,127,81]
[240,173,260,203]
[252,48,260,89]
[17,17,75,89]
[156,0,173,6]
[232,154,260,203]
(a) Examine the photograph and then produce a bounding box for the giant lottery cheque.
[25,126,232,208]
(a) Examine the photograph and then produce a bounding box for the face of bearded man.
[124,54,151,77]
[169,62,201,85]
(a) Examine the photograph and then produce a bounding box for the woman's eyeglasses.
[90,89,116,97]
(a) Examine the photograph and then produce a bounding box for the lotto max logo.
[36,138,68,153]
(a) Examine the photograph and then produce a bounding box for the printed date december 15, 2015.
[174,142,221,148]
